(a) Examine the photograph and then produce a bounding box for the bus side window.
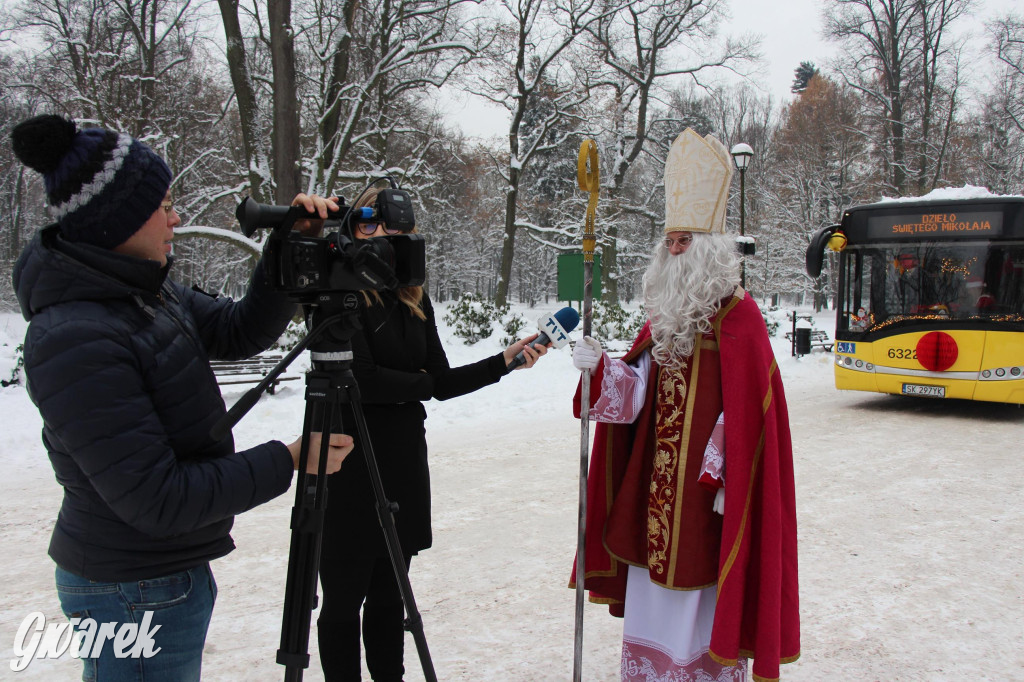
[1002,252,1024,311]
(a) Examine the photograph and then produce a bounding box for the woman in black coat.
[316,189,546,681]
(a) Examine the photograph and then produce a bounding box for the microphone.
[507,306,580,370]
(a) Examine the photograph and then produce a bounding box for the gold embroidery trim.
[648,365,684,576]
[663,339,701,584]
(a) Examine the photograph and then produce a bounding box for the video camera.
[235,183,425,300]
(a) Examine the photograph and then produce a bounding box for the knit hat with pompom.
[10,114,171,249]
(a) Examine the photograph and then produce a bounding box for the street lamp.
[730,142,754,289]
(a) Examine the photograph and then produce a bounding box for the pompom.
[10,114,78,174]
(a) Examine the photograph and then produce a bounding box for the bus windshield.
[840,242,1024,333]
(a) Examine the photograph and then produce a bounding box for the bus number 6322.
[804,194,1024,404]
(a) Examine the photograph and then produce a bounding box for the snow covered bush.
[271,317,307,352]
[442,293,498,345]
[499,311,528,347]
[441,293,527,347]
[1,343,24,387]
[761,307,787,337]
[593,301,646,343]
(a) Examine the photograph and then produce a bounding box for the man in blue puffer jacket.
[10,114,353,682]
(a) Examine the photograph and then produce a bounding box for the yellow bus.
[806,194,1024,404]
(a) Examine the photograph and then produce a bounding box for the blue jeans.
[55,563,217,682]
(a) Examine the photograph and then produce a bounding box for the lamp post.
[730,142,753,289]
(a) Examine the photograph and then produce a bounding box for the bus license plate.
[902,383,945,398]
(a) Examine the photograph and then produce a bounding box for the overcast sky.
[441,0,1020,140]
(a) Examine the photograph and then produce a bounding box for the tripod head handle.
[209,312,351,441]
[211,389,263,441]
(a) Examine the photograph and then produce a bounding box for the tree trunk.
[9,167,25,263]
[495,180,519,307]
[890,99,906,195]
[217,0,268,203]
[269,0,301,202]
[138,0,156,135]
[319,0,358,192]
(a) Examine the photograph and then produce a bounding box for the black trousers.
[318,550,412,682]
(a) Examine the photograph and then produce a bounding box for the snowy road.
[2,320,1023,680]
[406,366,1024,681]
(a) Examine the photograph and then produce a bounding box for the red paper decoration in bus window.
[916,331,958,372]
[894,253,919,274]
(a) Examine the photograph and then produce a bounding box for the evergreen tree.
[791,61,819,94]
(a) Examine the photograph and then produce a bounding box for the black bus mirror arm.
[806,224,840,278]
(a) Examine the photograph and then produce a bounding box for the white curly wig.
[642,232,740,370]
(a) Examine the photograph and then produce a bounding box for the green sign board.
[557,253,602,302]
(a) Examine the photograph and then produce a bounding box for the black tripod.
[211,294,437,682]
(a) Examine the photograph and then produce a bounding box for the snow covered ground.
[1,303,1022,681]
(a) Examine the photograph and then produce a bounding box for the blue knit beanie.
[10,114,172,249]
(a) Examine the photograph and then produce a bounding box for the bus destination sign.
[866,211,1003,240]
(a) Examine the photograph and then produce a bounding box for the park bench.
[785,311,834,355]
[784,328,833,353]
[210,354,301,394]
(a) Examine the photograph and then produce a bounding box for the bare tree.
[826,0,921,195]
[5,0,203,135]
[956,94,1023,194]
[216,0,480,206]
[295,0,480,196]
[217,0,271,203]
[767,74,872,307]
[956,15,1024,195]
[825,0,970,196]
[584,0,757,303]
[711,85,779,301]
[467,0,630,307]
[2,0,267,289]
[912,0,969,193]
[992,13,1024,133]
[0,52,40,308]
[270,0,301,201]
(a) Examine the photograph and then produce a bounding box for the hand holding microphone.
[572,335,604,371]
[503,334,547,369]
[505,307,580,370]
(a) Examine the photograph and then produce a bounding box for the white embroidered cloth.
[622,566,746,682]
[588,352,650,424]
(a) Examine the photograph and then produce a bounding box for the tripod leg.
[278,373,337,682]
[341,380,438,682]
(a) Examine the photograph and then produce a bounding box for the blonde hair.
[354,187,426,321]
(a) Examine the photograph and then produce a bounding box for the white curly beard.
[642,233,740,370]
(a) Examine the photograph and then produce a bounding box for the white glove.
[572,336,603,371]
[713,487,725,515]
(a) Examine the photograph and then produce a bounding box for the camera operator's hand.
[502,332,548,370]
[286,432,354,475]
[291,193,340,237]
